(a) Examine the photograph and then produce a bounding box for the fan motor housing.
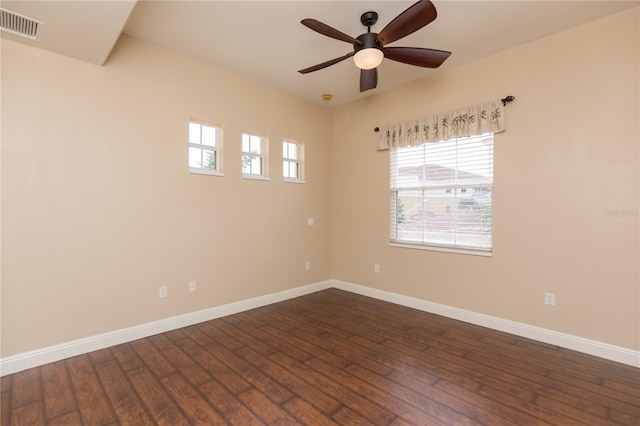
[354,32,382,53]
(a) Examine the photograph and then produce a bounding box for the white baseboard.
[0,280,333,376]
[2,279,637,376]
[331,279,640,368]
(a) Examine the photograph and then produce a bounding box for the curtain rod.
[373,95,515,132]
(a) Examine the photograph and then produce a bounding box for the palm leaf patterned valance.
[377,99,506,150]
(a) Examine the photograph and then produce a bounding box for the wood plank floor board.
[268,350,397,424]
[195,322,245,351]
[1,391,11,426]
[203,342,295,405]
[88,348,116,366]
[126,367,190,426]
[313,332,397,377]
[464,348,640,422]
[211,319,277,356]
[609,406,640,425]
[546,370,640,408]
[478,335,635,389]
[65,354,118,425]
[46,410,83,425]
[348,333,480,392]
[95,360,154,425]
[344,362,478,426]
[462,349,638,420]
[603,377,640,393]
[170,336,253,396]
[110,343,144,372]
[434,379,553,425]
[236,387,300,424]
[286,299,393,344]
[304,355,459,425]
[476,383,586,426]
[198,378,265,425]
[10,367,42,409]
[160,373,227,425]
[41,361,78,420]
[148,334,212,387]
[2,288,638,425]
[257,309,366,369]
[223,316,313,362]
[534,393,621,426]
[180,324,218,347]
[129,339,176,379]
[10,400,46,425]
[387,367,515,425]
[261,303,408,375]
[164,329,188,343]
[259,322,352,369]
[235,345,342,415]
[330,405,375,424]
[281,397,340,426]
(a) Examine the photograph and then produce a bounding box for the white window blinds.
[390,133,494,253]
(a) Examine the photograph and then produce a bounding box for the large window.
[390,133,494,255]
[283,140,304,183]
[188,120,222,175]
[242,132,268,179]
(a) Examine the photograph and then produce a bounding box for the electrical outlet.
[305,260,311,270]
[188,280,197,292]
[544,292,555,306]
[159,286,168,298]
[307,217,314,226]
[374,264,380,273]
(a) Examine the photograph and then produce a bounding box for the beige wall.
[331,7,639,351]
[1,35,333,356]
[1,7,638,359]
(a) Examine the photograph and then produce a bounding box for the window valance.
[377,98,506,150]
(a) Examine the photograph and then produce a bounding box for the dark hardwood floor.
[2,288,639,425]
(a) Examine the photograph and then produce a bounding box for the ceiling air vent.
[0,8,41,40]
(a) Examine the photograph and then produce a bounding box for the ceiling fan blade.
[298,52,354,74]
[360,68,378,92]
[301,19,363,45]
[376,0,437,46]
[383,47,451,68]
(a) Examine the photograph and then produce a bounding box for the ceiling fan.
[298,0,451,93]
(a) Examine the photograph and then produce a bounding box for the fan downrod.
[360,11,378,29]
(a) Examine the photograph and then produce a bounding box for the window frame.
[389,133,494,257]
[188,119,223,176]
[282,139,305,183]
[241,131,270,181]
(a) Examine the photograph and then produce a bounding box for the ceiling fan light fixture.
[354,48,383,70]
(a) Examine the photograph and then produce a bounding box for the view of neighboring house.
[393,153,493,249]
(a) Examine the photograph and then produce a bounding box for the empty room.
[1,0,639,424]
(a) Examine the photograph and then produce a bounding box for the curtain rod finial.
[374,127,380,132]
[501,95,515,106]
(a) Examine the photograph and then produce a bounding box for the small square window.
[242,132,269,179]
[188,120,222,176]
[283,140,305,183]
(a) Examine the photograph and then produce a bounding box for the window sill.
[283,178,306,184]
[242,174,271,181]
[189,168,224,177]
[389,242,492,257]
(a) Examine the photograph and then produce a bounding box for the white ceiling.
[2,1,637,106]
[1,0,136,65]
